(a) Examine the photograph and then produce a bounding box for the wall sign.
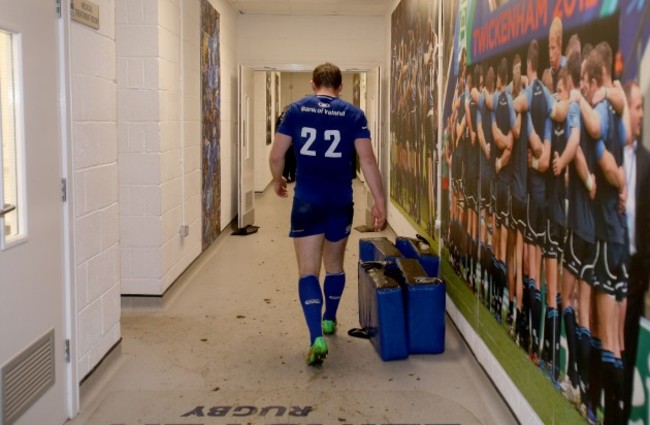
[71,0,99,30]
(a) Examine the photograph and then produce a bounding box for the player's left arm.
[596,140,626,191]
[538,118,552,171]
[577,92,604,140]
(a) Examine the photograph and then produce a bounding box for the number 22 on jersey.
[299,127,342,158]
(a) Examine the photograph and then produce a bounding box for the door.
[0,2,69,425]
[238,65,255,229]
[365,67,381,166]
[363,67,381,226]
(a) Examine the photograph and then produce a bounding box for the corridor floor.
[66,180,518,425]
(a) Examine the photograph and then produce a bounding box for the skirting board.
[446,294,543,425]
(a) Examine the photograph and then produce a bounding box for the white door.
[365,67,381,166]
[0,2,69,425]
[362,67,381,225]
[238,65,255,229]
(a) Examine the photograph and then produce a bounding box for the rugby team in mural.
[439,1,650,424]
[390,0,649,423]
[390,0,438,238]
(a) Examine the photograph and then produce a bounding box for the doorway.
[246,68,382,206]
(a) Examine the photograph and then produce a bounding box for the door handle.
[0,203,16,217]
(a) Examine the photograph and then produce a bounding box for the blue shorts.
[563,230,596,284]
[543,219,565,259]
[495,184,510,228]
[510,195,526,233]
[592,240,629,301]
[525,194,546,245]
[289,198,354,242]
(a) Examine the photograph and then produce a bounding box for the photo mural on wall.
[274,72,281,138]
[389,0,439,245]
[200,0,221,250]
[437,0,650,423]
[266,72,273,145]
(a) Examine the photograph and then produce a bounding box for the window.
[1,29,24,248]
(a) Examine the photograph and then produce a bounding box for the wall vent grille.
[1,330,55,425]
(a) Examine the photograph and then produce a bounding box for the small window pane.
[1,29,20,242]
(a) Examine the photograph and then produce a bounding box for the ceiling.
[224,0,393,16]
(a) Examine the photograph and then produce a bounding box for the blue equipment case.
[394,258,446,354]
[359,237,404,262]
[357,261,408,361]
[395,236,440,278]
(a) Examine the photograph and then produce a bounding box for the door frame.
[238,62,385,194]
[58,1,79,416]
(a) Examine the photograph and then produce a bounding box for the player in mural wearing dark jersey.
[590,47,631,418]
[491,58,516,327]
[509,64,530,347]
[547,53,583,404]
[515,39,556,364]
[557,45,601,422]
[450,59,469,277]
[466,68,481,293]
[548,17,567,93]
[459,72,473,282]
[475,66,501,318]
[270,63,386,366]
[577,45,629,424]
[470,64,491,305]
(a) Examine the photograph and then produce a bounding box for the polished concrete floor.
[66,180,518,425]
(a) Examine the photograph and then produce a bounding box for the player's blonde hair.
[312,63,342,89]
[549,17,562,48]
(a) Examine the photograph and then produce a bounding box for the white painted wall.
[116,0,236,296]
[69,0,121,380]
[237,14,384,216]
[237,15,385,69]
[70,0,237,380]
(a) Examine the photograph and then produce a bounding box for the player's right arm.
[496,145,512,172]
[553,103,581,175]
[573,145,597,199]
[476,108,490,159]
[269,132,292,197]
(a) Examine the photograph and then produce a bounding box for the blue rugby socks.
[323,272,345,323]
[298,275,323,344]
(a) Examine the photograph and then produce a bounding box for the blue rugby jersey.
[550,56,567,93]
[477,94,496,183]
[277,94,370,205]
[547,101,580,225]
[492,90,516,189]
[466,92,480,183]
[526,79,554,200]
[594,100,627,244]
[511,110,529,203]
[567,115,598,244]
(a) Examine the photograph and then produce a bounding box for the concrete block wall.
[117,0,236,295]
[117,0,163,295]
[70,0,121,380]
